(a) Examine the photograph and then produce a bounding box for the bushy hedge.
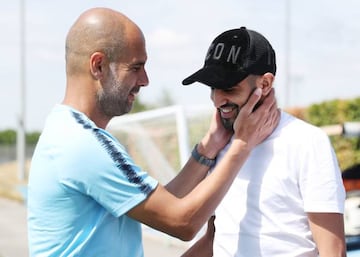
[0,130,40,146]
[0,130,17,145]
[1,96,360,171]
[290,97,360,171]
[304,98,360,126]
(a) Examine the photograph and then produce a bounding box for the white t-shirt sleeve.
[299,129,345,213]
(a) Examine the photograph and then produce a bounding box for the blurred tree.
[0,129,16,145]
[26,131,41,145]
[156,89,174,107]
[130,97,148,113]
[0,129,40,145]
[130,89,175,113]
[304,97,360,171]
[1,95,360,171]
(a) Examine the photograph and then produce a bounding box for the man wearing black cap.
[181,27,346,257]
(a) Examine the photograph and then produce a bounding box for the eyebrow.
[132,61,146,66]
[128,60,146,68]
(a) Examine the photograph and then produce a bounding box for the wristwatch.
[191,144,216,167]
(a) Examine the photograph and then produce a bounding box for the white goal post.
[106,104,213,248]
[107,105,358,185]
[106,104,212,184]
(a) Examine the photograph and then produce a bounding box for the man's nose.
[139,69,149,87]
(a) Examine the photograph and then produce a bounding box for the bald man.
[27,8,279,257]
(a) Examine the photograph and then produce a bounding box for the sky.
[1,0,360,131]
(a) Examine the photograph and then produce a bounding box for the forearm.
[181,233,213,257]
[181,216,215,257]
[128,140,250,241]
[165,157,210,198]
[178,140,250,233]
[166,140,227,198]
[308,212,346,257]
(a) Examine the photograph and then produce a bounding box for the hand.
[198,110,233,159]
[205,215,216,238]
[233,88,280,149]
[180,216,215,257]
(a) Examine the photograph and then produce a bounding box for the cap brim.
[182,66,248,89]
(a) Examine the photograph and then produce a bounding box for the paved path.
[0,198,28,257]
[0,197,188,257]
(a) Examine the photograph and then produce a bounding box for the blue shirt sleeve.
[58,126,158,217]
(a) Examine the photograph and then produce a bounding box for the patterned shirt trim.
[71,111,153,195]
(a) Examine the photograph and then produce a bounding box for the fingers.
[241,88,263,115]
[257,90,280,139]
[213,109,223,127]
[254,88,279,130]
[265,88,276,108]
[200,109,233,157]
[206,215,216,236]
[208,109,225,134]
[263,89,280,126]
[232,88,279,148]
[254,88,276,114]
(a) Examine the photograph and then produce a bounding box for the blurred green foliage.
[302,97,360,171]
[304,98,360,126]
[0,129,41,145]
[1,96,360,171]
[0,130,17,145]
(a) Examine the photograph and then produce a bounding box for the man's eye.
[223,88,233,93]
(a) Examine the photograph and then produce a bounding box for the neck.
[63,76,111,129]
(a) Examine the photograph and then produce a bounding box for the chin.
[221,118,235,131]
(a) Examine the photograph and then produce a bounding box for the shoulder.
[279,111,328,138]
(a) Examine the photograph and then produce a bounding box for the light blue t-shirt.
[27,105,158,257]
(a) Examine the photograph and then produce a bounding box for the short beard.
[218,107,239,132]
[98,88,130,117]
[220,99,262,131]
[97,65,132,118]
[221,117,234,131]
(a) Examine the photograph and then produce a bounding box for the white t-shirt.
[213,111,345,257]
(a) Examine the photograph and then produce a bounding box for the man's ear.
[259,72,274,95]
[89,52,106,80]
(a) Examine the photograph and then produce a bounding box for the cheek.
[231,95,249,108]
[210,91,214,102]
[236,88,256,105]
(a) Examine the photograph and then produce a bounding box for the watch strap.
[191,144,216,167]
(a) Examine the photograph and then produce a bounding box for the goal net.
[106,105,213,248]
[107,105,213,185]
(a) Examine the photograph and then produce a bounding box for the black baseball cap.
[182,27,276,89]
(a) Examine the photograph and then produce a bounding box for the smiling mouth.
[129,87,140,101]
[219,105,238,119]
